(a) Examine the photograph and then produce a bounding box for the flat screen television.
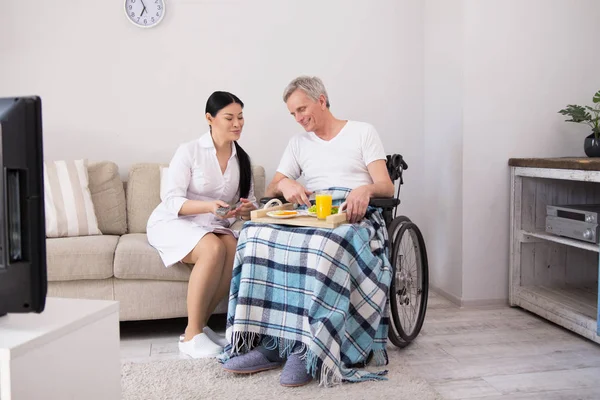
[0,96,47,316]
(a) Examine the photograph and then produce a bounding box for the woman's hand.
[208,200,236,219]
[234,198,257,220]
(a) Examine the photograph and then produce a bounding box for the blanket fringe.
[373,348,389,366]
[261,336,302,359]
[230,330,259,354]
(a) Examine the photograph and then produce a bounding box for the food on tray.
[270,210,298,216]
[308,205,339,215]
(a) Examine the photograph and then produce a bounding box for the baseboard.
[429,285,462,307]
[430,285,508,308]
[460,297,509,308]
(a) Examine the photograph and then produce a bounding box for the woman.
[147,91,257,358]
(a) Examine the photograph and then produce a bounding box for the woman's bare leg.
[181,233,226,341]
[205,233,238,322]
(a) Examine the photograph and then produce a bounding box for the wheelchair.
[378,154,429,348]
[259,154,429,349]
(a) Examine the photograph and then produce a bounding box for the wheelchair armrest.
[369,197,400,208]
[259,196,287,206]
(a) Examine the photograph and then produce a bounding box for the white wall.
[9,0,597,304]
[461,0,600,302]
[423,0,464,302]
[423,0,600,304]
[0,0,425,221]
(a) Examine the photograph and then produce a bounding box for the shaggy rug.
[121,349,441,400]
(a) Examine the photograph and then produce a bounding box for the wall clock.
[124,0,165,28]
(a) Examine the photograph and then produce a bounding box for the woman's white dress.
[147,132,257,267]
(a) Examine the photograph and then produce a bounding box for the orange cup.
[315,193,332,220]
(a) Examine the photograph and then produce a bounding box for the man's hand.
[344,186,372,223]
[278,178,312,207]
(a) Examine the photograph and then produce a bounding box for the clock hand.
[140,0,147,16]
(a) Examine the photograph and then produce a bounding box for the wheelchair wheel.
[386,216,412,348]
[387,220,428,347]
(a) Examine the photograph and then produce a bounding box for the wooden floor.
[120,291,600,399]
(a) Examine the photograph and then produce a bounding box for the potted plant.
[558,90,600,157]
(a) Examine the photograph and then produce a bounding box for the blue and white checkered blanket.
[220,188,393,386]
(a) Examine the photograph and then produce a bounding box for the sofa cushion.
[114,233,191,281]
[126,163,266,234]
[88,161,127,235]
[46,235,119,281]
[252,165,266,202]
[126,163,167,234]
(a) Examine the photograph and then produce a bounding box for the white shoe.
[178,333,223,359]
[179,327,228,347]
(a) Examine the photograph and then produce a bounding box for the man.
[266,76,394,223]
[221,76,394,387]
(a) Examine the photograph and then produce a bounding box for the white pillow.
[44,159,102,238]
[160,167,169,201]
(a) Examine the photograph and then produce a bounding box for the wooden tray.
[250,203,348,229]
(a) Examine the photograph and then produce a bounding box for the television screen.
[0,96,47,316]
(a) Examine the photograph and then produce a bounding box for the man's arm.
[364,159,395,197]
[344,159,394,223]
[265,172,312,207]
[265,172,287,197]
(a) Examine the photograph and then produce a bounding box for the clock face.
[124,0,165,28]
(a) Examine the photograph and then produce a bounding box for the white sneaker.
[178,333,223,359]
[179,327,228,347]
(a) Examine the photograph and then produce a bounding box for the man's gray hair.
[282,76,330,108]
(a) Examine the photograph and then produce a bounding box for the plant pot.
[584,133,600,157]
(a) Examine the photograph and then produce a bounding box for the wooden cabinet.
[509,158,600,343]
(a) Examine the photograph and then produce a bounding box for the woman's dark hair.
[205,91,252,199]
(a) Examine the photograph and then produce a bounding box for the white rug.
[121,348,442,400]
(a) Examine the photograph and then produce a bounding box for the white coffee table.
[0,297,120,400]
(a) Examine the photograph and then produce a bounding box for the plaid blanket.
[220,187,393,386]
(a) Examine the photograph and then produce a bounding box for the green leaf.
[585,105,600,113]
[594,90,600,104]
[558,104,591,122]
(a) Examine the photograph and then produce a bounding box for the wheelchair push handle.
[386,154,407,183]
[387,154,408,170]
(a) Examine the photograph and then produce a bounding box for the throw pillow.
[44,159,102,238]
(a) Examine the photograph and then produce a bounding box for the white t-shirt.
[276,120,386,192]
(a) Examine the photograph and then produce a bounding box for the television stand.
[509,158,600,343]
[0,297,121,400]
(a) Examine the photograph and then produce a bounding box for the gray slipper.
[280,353,313,387]
[222,348,283,374]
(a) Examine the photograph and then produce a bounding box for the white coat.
[147,132,257,267]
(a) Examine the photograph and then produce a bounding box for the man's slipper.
[222,348,283,374]
[280,353,313,387]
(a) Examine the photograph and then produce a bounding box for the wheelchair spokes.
[396,228,423,338]
[387,218,429,346]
